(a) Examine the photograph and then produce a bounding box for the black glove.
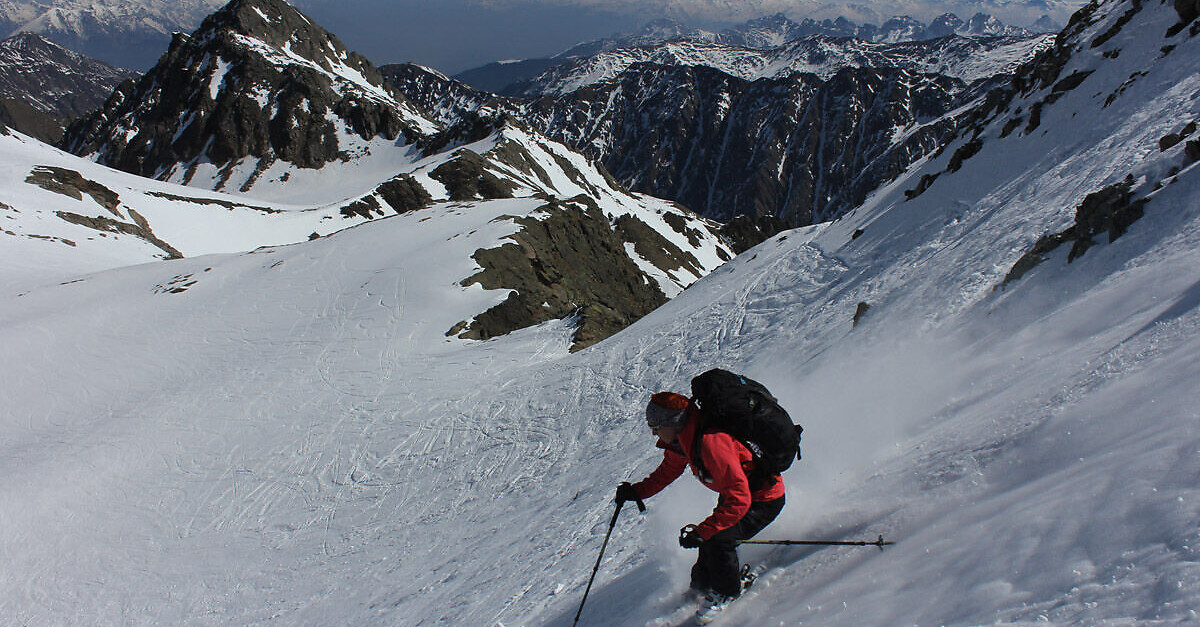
[679,524,704,549]
[615,482,640,505]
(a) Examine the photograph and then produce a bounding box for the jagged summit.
[60,0,434,190]
[196,0,371,77]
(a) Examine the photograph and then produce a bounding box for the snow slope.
[1,1,1198,627]
[0,126,358,293]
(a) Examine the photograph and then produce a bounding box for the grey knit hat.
[645,392,689,428]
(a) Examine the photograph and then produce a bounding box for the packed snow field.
[3,1,1200,627]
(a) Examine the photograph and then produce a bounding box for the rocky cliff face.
[60,0,433,188]
[387,58,975,227]
[525,64,966,226]
[451,196,674,352]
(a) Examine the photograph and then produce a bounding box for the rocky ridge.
[385,34,1040,229]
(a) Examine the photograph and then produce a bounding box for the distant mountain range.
[0,0,225,69]
[0,31,134,142]
[453,11,1056,94]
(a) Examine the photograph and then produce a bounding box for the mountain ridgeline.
[383,32,1048,229]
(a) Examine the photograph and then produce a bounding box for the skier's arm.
[632,449,688,499]
[694,434,753,540]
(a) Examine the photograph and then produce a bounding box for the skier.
[616,391,786,624]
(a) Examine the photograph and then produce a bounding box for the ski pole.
[572,492,646,627]
[739,534,895,551]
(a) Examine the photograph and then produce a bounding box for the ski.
[739,534,895,550]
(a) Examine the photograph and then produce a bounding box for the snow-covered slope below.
[0,125,361,293]
[1,0,1198,626]
[2,119,732,343]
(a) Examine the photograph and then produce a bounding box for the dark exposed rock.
[1002,231,1075,285]
[1051,70,1095,93]
[430,150,519,201]
[1001,116,1024,138]
[386,55,974,228]
[0,33,137,122]
[0,96,63,143]
[659,211,702,246]
[1161,133,1184,151]
[339,196,384,220]
[531,65,964,227]
[1171,0,1199,30]
[377,175,433,214]
[1093,0,1144,48]
[905,172,941,200]
[417,112,506,156]
[852,302,871,327]
[54,210,182,259]
[613,213,705,279]
[1183,140,1200,165]
[145,190,279,213]
[1070,176,1148,250]
[25,166,122,216]
[718,214,791,253]
[451,197,668,351]
[1002,177,1150,285]
[947,137,984,172]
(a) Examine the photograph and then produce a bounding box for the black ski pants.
[691,495,785,597]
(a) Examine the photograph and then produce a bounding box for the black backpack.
[690,368,803,491]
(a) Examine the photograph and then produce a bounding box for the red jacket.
[632,406,786,539]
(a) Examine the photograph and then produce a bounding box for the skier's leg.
[739,496,785,541]
[702,534,742,597]
[704,496,786,596]
[690,553,712,593]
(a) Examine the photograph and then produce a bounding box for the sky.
[294,0,650,74]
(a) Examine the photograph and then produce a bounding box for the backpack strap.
[690,397,712,482]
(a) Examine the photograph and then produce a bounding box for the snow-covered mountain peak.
[59,0,440,196]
